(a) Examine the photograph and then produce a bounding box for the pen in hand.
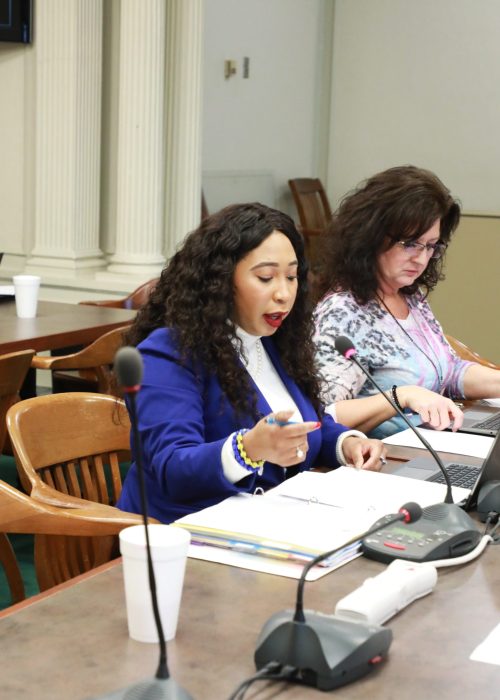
[265,417,301,427]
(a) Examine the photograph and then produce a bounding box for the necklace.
[376,293,443,388]
[243,337,263,378]
[253,338,263,377]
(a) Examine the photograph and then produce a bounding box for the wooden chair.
[288,178,333,256]
[0,349,36,604]
[446,334,500,370]
[79,277,159,310]
[32,324,130,395]
[0,349,35,454]
[6,392,141,591]
[0,478,146,599]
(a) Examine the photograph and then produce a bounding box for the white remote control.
[334,559,438,626]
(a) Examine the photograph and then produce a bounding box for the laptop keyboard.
[472,413,500,432]
[428,463,479,489]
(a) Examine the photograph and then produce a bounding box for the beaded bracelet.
[232,429,264,474]
[391,385,404,413]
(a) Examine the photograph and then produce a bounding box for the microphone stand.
[336,337,455,503]
[334,336,480,562]
[94,348,194,700]
[254,505,421,691]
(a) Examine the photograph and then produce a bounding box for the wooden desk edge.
[0,557,122,620]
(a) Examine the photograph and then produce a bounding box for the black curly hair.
[126,202,323,418]
[318,165,461,304]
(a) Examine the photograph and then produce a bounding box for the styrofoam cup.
[13,275,41,318]
[119,524,190,643]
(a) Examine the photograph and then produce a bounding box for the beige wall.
[429,215,500,364]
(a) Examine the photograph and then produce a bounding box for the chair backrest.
[7,392,131,505]
[31,325,130,395]
[0,477,145,595]
[0,349,35,454]
[446,334,500,370]
[79,277,159,310]
[288,178,333,233]
[6,392,135,591]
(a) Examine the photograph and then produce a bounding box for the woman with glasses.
[313,165,500,438]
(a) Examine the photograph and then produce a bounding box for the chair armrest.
[31,355,57,370]
[0,479,156,537]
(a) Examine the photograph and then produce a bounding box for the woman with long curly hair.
[117,202,385,523]
[314,165,500,438]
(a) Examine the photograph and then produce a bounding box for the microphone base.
[254,609,392,691]
[91,676,194,700]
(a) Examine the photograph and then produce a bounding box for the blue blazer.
[117,328,348,523]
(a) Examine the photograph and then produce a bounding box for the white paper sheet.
[383,427,494,459]
[271,467,470,511]
[470,622,500,665]
[484,398,500,408]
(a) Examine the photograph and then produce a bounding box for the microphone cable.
[227,662,297,700]
[427,534,492,568]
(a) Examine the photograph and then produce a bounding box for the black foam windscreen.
[334,335,355,357]
[115,346,144,388]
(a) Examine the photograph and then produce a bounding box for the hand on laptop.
[397,386,464,431]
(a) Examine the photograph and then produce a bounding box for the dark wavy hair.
[126,202,323,417]
[318,165,461,304]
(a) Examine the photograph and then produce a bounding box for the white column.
[27,0,105,275]
[164,0,204,258]
[103,0,167,277]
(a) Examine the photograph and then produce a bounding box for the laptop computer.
[420,403,500,437]
[453,404,500,437]
[391,430,500,511]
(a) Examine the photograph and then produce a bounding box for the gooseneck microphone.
[254,503,422,691]
[334,335,455,504]
[94,346,194,700]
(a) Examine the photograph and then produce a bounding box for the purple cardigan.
[117,327,348,523]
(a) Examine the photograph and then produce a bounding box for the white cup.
[119,524,190,643]
[12,275,41,318]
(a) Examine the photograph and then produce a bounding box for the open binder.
[173,467,467,579]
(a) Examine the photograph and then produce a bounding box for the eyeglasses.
[396,240,448,259]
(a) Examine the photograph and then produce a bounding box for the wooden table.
[0,300,136,355]
[1,522,499,699]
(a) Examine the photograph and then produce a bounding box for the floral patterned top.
[313,290,472,438]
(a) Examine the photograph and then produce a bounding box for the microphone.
[254,502,422,691]
[335,336,481,563]
[334,335,455,504]
[94,347,194,700]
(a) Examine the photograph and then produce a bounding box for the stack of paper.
[173,467,460,580]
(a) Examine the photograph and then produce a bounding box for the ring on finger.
[380,457,387,466]
[296,446,305,460]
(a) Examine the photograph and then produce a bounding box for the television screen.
[0,0,32,44]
